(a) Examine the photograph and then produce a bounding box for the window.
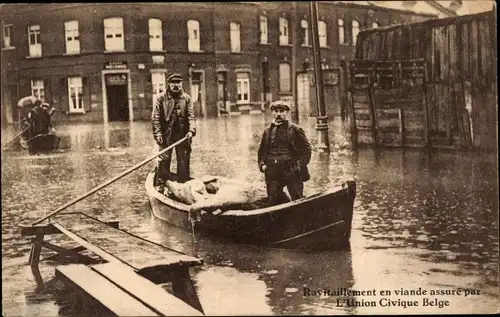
[149,18,163,52]
[338,19,345,44]
[230,22,241,53]
[279,63,291,92]
[31,79,44,102]
[279,17,289,45]
[352,20,360,46]
[151,72,166,105]
[259,16,268,44]
[301,20,309,46]
[3,24,13,49]
[187,20,200,52]
[104,17,124,52]
[68,76,84,113]
[28,25,42,57]
[318,21,327,47]
[372,21,379,29]
[64,21,80,54]
[236,72,250,103]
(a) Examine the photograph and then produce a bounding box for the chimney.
[448,0,463,10]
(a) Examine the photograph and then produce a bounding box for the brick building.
[1,2,440,125]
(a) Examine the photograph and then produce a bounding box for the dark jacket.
[152,90,196,146]
[258,121,312,182]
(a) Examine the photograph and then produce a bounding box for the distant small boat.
[21,132,60,154]
[145,169,356,250]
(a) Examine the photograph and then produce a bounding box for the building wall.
[1,3,435,125]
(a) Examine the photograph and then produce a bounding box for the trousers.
[157,135,191,183]
[264,162,304,205]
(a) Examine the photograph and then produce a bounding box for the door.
[297,73,311,117]
[191,71,204,117]
[217,72,227,114]
[2,85,18,124]
[105,73,129,122]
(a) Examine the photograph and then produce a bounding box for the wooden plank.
[479,18,490,87]
[51,212,202,272]
[56,264,159,316]
[460,23,470,81]
[21,220,120,237]
[440,26,449,83]
[398,108,404,146]
[448,24,457,83]
[92,263,204,316]
[470,20,479,84]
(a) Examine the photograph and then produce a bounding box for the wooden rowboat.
[21,133,60,154]
[145,169,356,250]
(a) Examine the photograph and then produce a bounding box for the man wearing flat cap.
[257,100,312,205]
[152,73,196,188]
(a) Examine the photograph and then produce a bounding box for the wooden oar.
[30,137,188,226]
[2,125,31,150]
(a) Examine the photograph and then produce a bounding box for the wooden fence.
[349,10,497,150]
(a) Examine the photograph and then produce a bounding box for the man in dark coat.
[258,100,312,205]
[152,73,196,188]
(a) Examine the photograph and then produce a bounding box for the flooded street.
[2,115,499,315]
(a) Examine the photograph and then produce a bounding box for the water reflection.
[1,117,499,315]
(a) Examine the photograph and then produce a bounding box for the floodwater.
[1,115,499,316]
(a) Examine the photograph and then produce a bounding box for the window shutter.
[82,77,91,112]
[59,77,69,113]
[43,78,51,104]
[145,74,153,107]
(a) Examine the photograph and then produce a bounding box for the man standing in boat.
[152,73,196,189]
[258,100,312,205]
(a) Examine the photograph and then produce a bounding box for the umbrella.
[17,96,38,108]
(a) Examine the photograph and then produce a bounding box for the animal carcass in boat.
[164,176,270,211]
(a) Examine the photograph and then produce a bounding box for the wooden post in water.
[309,1,330,152]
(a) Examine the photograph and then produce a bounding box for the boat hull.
[22,134,60,153]
[145,171,356,250]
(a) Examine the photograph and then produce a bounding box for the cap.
[167,73,183,82]
[269,100,291,111]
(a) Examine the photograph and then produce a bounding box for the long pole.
[30,137,188,226]
[2,124,31,150]
[291,1,299,122]
[309,1,330,152]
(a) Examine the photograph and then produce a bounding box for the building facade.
[1,2,438,125]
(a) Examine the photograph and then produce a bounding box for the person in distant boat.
[258,100,312,205]
[152,73,196,189]
[41,102,56,133]
[26,100,51,136]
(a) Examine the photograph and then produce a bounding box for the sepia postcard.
[1,1,498,316]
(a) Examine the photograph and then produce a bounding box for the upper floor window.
[338,19,346,44]
[3,24,13,49]
[64,20,80,54]
[279,63,291,92]
[31,79,44,101]
[187,20,200,52]
[68,76,84,113]
[301,20,309,46]
[28,25,42,57]
[149,18,163,52]
[259,15,268,44]
[230,22,241,53]
[279,17,289,46]
[352,20,360,46]
[104,17,124,51]
[318,21,327,47]
[372,21,379,29]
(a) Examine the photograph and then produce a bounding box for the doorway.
[297,73,311,117]
[105,73,129,122]
[190,71,205,117]
[2,85,18,124]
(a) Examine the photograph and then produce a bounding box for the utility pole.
[309,1,330,152]
[291,1,299,123]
